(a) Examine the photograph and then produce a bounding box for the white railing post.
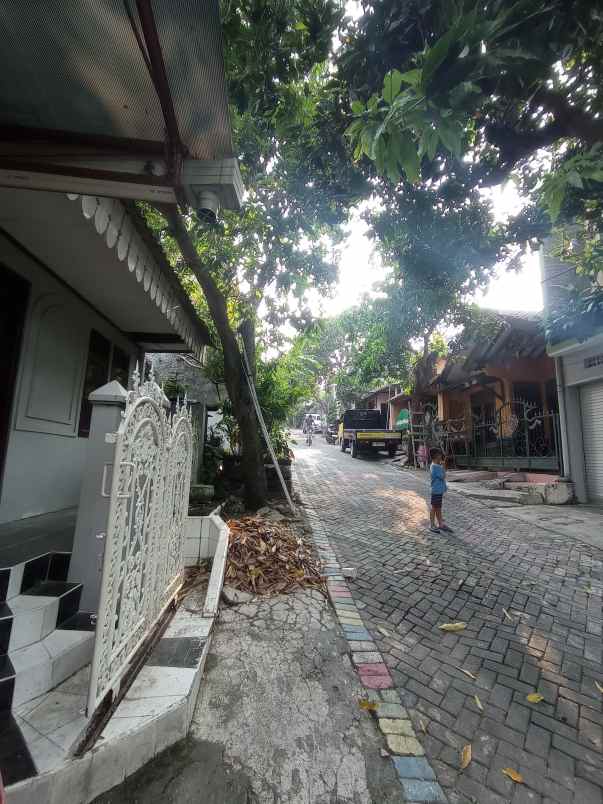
[68,381,128,612]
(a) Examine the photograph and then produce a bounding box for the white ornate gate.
[87,366,193,715]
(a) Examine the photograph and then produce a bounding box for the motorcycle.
[325,424,338,445]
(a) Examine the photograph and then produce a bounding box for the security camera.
[195,190,221,224]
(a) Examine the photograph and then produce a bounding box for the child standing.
[429,448,453,534]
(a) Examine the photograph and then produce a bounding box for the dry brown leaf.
[502,608,514,622]
[460,744,472,770]
[502,768,523,783]
[358,699,378,712]
[526,693,545,704]
[438,622,467,632]
[460,668,477,680]
[474,695,484,712]
[595,681,603,694]
[377,626,390,637]
[419,718,427,734]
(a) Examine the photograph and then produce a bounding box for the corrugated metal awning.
[0,0,232,160]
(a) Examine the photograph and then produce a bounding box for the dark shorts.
[431,494,443,508]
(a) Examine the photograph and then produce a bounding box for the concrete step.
[451,484,544,505]
[10,627,94,707]
[504,482,547,493]
[8,582,82,652]
[447,471,497,483]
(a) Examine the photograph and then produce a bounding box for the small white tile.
[87,733,128,801]
[10,594,55,612]
[41,599,60,638]
[44,628,91,658]
[6,562,24,601]
[165,611,212,639]
[22,690,86,737]
[14,714,43,745]
[56,664,91,696]
[127,665,196,699]
[48,754,92,804]
[115,694,183,718]
[154,699,188,755]
[5,770,52,804]
[101,714,154,738]
[9,609,44,652]
[125,717,158,776]
[99,712,158,776]
[50,633,94,688]
[11,643,52,706]
[46,714,88,752]
[27,733,67,773]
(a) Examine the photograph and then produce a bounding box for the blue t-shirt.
[430,463,447,495]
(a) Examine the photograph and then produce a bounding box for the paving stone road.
[294,434,603,804]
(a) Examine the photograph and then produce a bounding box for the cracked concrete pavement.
[93,588,406,803]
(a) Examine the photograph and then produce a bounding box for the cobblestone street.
[294,435,603,804]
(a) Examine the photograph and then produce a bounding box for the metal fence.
[443,400,561,471]
[87,367,193,715]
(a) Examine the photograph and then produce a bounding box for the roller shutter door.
[580,381,603,502]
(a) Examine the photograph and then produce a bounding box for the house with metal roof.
[0,1,241,795]
[429,311,560,472]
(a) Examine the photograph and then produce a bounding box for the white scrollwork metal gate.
[87,367,193,715]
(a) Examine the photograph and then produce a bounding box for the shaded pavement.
[94,588,405,803]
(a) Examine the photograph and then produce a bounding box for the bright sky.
[315,181,543,319]
[322,2,544,320]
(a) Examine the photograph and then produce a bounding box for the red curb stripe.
[357,663,391,677]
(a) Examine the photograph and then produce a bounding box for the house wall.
[0,232,136,524]
[553,335,603,502]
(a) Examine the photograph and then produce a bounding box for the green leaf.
[391,132,421,183]
[419,127,439,160]
[399,69,423,88]
[385,147,401,183]
[344,120,363,139]
[351,100,365,115]
[382,69,404,105]
[449,81,481,108]
[422,30,453,86]
[361,122,380,159]
[294,21,308,31]
[367,94,380,112]
[438,120,462,158]
[567,171,584,189]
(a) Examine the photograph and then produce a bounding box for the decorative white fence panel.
[87,367,193,715]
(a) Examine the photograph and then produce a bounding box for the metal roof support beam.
[135,0,184,184]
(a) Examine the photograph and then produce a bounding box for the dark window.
[512,382,542,408]
[0,263,30,494]
[78,330,111,437]
[110,345,130,388]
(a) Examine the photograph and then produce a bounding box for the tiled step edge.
[305,510,449,804]
[10,629,95,708]
[6,520,229,804]
[8,584,81,653]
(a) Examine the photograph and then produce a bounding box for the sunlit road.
[294,432,603,804]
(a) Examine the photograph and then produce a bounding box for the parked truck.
[340,409,401,458]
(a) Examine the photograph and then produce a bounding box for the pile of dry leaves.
[225,515,326,596]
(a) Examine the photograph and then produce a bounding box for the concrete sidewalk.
[93,589,405,803]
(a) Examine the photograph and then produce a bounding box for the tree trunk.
[158,205,268,508]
